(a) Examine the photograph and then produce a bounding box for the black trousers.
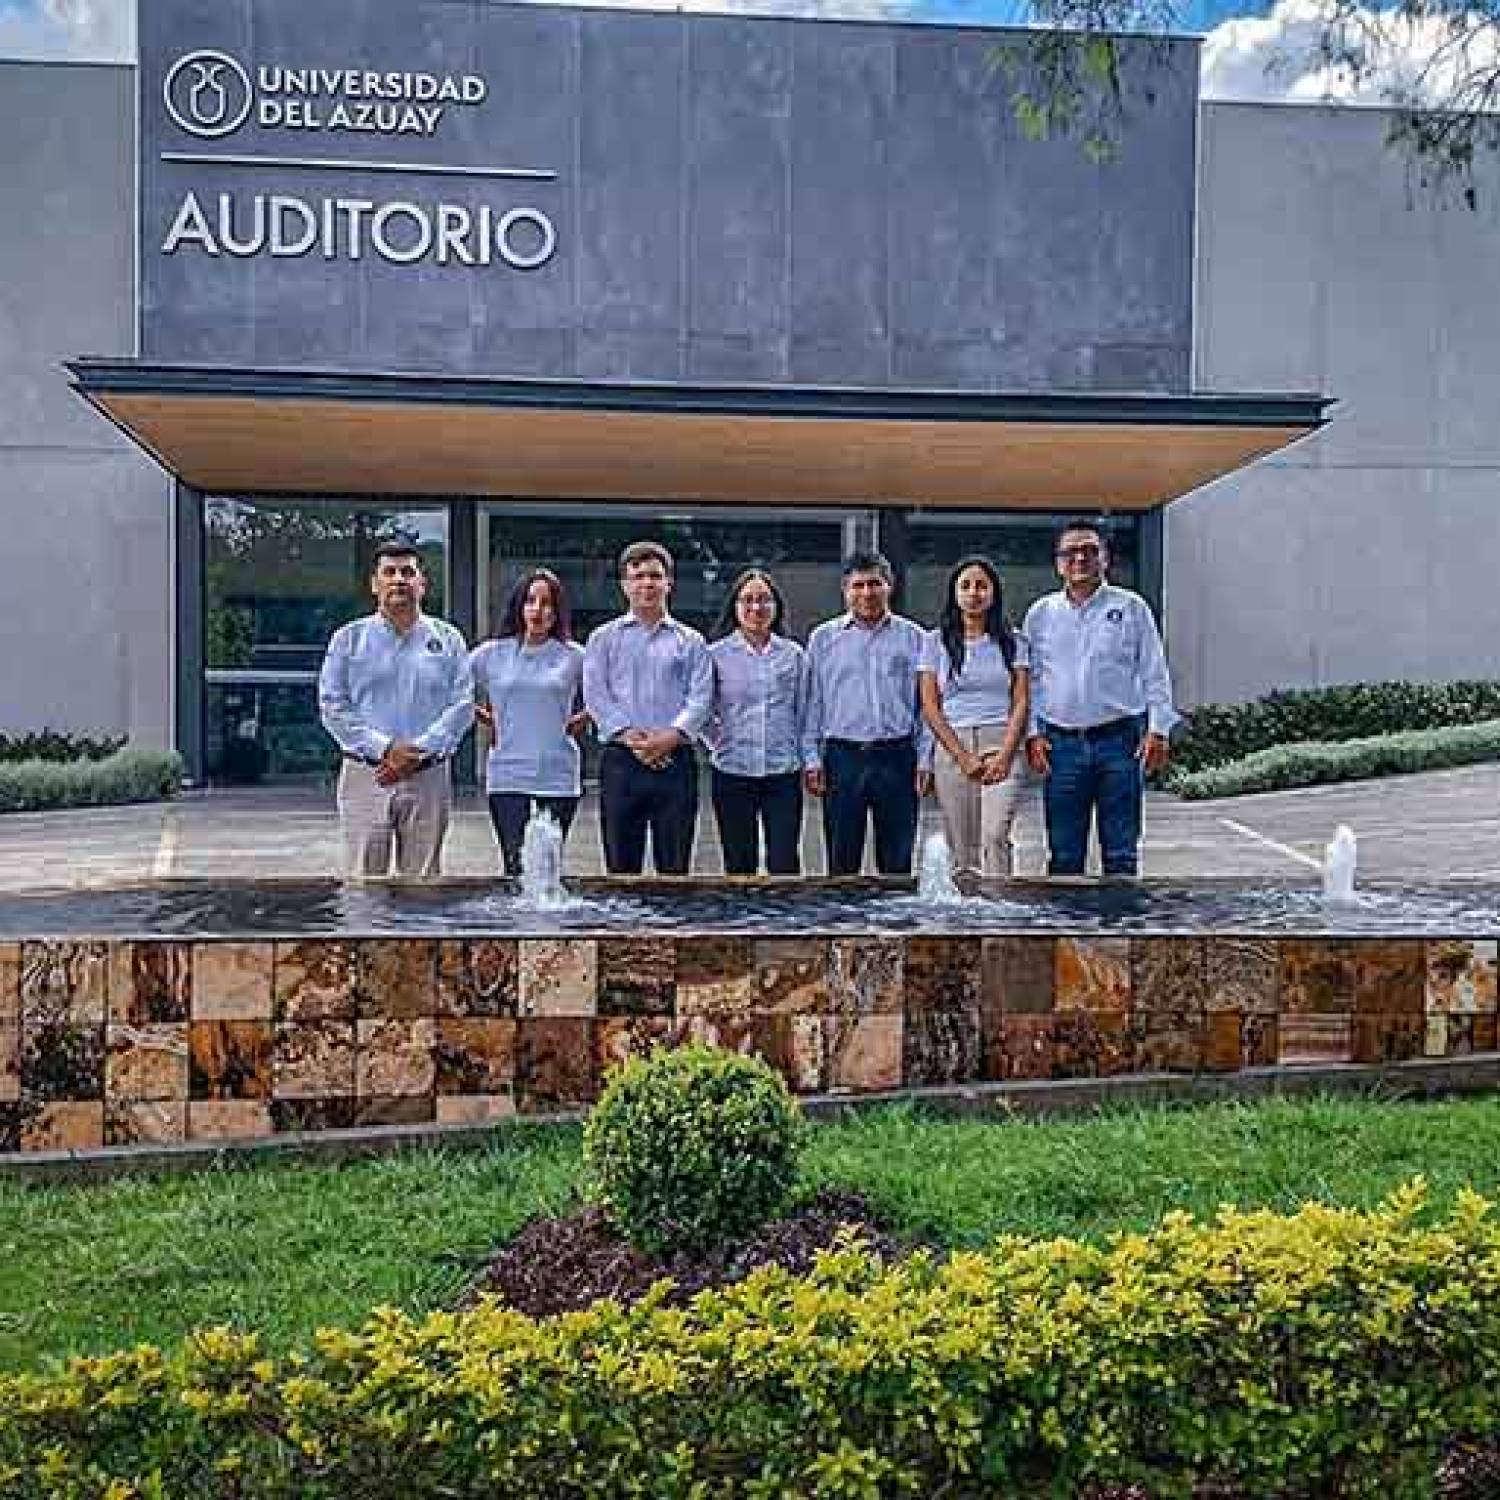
[486,792,580,878]
[710,767,803,875]
[821,737,919,876]
[599,743,698,875]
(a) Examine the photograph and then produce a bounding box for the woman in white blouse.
[919,556,1030,877]
[470,568,586,876]
[706,568,806,875]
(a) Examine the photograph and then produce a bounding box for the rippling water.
[0,878,1496,938]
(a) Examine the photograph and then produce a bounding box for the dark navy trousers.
[821,737,919,876]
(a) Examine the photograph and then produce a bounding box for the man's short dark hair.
[618,540,675,577]
[842,550,893,584]
[371,539,424,571]
[1055,519,1110,552]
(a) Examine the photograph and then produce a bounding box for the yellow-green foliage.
[3,1183,1498,1498]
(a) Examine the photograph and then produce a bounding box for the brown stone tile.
[981,937,1054,1016]
[437,940,518,1017]
[1426,940,1499,1015]
[1241,1014,1278,1069]
[675,938,755,1015]
[1131,939,1207,1015]
[1425,1013,1449,1058]
[1000,1016,1055,1081]
[903,1007,982,1087]
[21,1023,104,1101]
[516,1018,596,1112]
[1131,1020,1203,1074]
[273,941,355,1021]
[825,1015,903,1093]
[0,944,18,1025]
[1055,938,1131,1014]
[1280,941,1355,1015]
[435,1018,517,1096]
[754,940,830,1014]
[776,1014,826,1093]
[273,1021,356,1098]
[1278,1014,1354,1066]
[22,1102,104,1152]
[108,944,191,1024]
[356,941,438,1020]
[673,1014,759,1057]
[106,1101,187,1147]
[105,1024,189,1102]
[0,1102,23,1153]
[191,943,275,1021]
[20,942,109,1025]
[594,1017,675,1081]
[436,1094,516,1125]
[905,938,983,1016]
[188,1100,271,1142]
[1352,942,1425,1017]
[355,1096,436,1127]
[596,938,676,1016]
[0,1026,17,1103]
[1203,1013,1242,1073]
[1444,1014,1499,1056]
[190,1021,273,1100]
[1206,938,1279,1014]
[1053,1011,1134,1078]
[518,940,598,1018]
[1352,1015,1425,1065]
[270,1098,356,1133]
[827,938,904,1019]
[356,1018,436,1097]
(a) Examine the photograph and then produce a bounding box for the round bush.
[583,1042,804,1255]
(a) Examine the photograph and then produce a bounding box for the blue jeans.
[1042,716,1146,876]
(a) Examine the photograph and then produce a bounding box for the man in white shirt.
[318,541,474,878]
[1023,520,1178,877]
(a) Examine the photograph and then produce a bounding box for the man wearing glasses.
[1023,520,1178,877]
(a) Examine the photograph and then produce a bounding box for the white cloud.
[0,0,134,62]
[1202,0,1500,107]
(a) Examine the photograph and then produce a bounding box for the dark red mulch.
[459,1188,909,1318]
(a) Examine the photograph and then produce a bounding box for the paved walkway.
[1,765,1496,891]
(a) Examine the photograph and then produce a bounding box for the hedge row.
[0,731,125,766]
[1172,717,1500,800]
[3,1184,1498,1498]
[0,747,183,814]
[1171,679,1500,775]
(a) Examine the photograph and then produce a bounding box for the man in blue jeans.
[1023,521,1178,876]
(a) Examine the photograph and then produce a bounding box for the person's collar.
[622,608,675,632]
[376,607,425,636]
[1064,579,1109,610]
[839,610,892,632]
[735,628,778,653]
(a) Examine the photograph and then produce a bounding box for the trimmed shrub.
[583,1042,803,1254]
[1173,717,1500,800]
[0,730,125,765]
[0,747,184,814]
[2,1185,1498,1498]
[1171,678,1500,776]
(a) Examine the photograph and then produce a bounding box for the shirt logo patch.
[1107,608,1124,623]
[426,638,445,654]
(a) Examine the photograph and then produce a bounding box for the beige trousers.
[336,759,452,879]
[931,723,1028,876]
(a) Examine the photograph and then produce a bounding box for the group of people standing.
[317,520,1178,883]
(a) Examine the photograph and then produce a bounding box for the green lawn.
[4,1094,1500,1370]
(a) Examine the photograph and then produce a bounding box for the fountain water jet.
[1322,824,1358,907]
[518,810,572,910]
[916,832,967,906]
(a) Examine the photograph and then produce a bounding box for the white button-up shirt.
[1022,583,1179,738]
[706,632,805,778]
[582,612,714,745]
[800,611,933,770]
[318,612,474,762]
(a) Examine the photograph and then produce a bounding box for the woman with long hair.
[705,567,806,875]
[470,568,587,876]
[919,555,1031,876]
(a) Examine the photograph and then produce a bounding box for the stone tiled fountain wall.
[1,934,1497,1154]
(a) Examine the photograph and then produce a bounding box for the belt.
[343,752,442,768]
[825,736,913,753]
[1040,715,1142,742]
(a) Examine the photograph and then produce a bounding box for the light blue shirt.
[800,611,933,770]
[706,632,805,778]
[919,630,1031,729]
[318,612,474,762]
[1022,583,1179,738]
[471,636,585,797]
[582,612,714,745]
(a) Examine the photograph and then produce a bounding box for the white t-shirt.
[918,629,1029,729]
[470,637,585,797]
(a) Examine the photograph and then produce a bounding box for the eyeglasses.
[1056,545,1102,561]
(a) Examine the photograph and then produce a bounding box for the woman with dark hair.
[470,568,586,876]
[918,555,1031,876]
[705,568,806,875]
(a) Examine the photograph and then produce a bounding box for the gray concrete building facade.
[7,1,1478,780]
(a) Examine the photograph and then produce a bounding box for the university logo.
[163,50,254,139]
